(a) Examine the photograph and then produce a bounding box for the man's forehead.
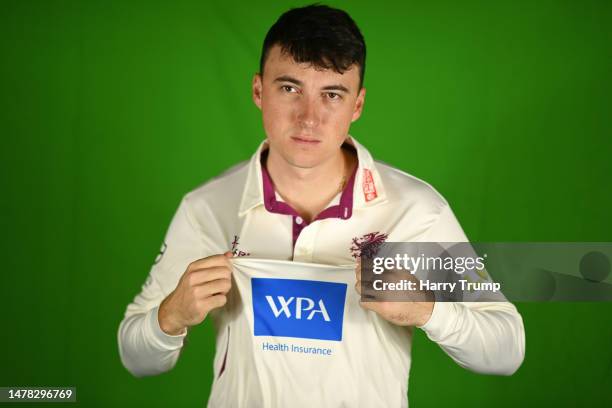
[263,45,360,90]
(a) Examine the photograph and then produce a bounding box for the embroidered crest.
[362,168,378,202]
[231,235,250,257]
[350,232,389,259]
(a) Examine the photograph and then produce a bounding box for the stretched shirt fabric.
[117,137,525,407]
[208,258,414,408]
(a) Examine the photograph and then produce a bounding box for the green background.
[1,0,611,406]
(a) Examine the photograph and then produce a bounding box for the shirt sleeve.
[417,204,526,375]
[117,194,205,377]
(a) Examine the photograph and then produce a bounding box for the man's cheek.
[263,110,284,133]
[266,104,291,124]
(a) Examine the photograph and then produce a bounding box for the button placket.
[293,221,318,262]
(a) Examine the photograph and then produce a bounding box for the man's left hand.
[354,258,435,327]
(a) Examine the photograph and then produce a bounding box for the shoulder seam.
[421,203,453,242]
[188,160,249,194]
[374,160,450,207]
[180,193,208,251]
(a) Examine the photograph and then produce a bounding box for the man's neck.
[265,145,357,223]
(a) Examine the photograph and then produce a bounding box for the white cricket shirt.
[118,137,525,407]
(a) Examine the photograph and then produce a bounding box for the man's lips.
[291,136,321,145]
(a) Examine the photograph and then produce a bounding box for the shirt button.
[295,216,303,225]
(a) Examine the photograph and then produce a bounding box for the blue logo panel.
[252,278,347,341]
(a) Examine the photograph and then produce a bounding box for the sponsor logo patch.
[362,168,377,202]
[252,278,347,341]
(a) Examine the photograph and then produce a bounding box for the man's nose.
[296,97,320,129]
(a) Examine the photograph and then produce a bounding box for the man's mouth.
[291,136,321,145]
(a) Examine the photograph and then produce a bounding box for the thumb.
[224,251,233,258]
[355,257,362,281]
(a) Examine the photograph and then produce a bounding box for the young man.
[118,4,525,407]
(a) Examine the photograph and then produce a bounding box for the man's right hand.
[158,252,233,335]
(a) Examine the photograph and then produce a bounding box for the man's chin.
[283,151,331,169]
[285,158,321,169]
[267,144,335,169]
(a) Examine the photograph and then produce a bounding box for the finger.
[355,280,380,302]
[201,294,228,312]
[188,254,232,272]
[359,300,385,314]
[186,267,231,286]
[354,257,362,282]
[358,278,380,299]
[194,278,232,298]
[359,300,376,311]
[223,251,233,258]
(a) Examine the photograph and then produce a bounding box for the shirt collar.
[238,135,387,217]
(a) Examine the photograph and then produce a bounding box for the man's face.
[252,45,366,169]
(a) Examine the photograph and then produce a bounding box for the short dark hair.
[259,4,366,88]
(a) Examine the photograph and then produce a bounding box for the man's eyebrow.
[321,84,350,93]
[274,75,303,86]
[273,75,351,93]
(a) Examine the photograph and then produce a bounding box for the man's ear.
[351,87,366,122]
[252,73,263,110]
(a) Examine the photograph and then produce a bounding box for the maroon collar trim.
[260,151,356,222]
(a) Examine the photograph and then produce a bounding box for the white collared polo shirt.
[118,136,525,407]
[148,136,470,266]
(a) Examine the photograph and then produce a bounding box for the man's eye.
[327,92,341,100]
[282,85,296,93]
